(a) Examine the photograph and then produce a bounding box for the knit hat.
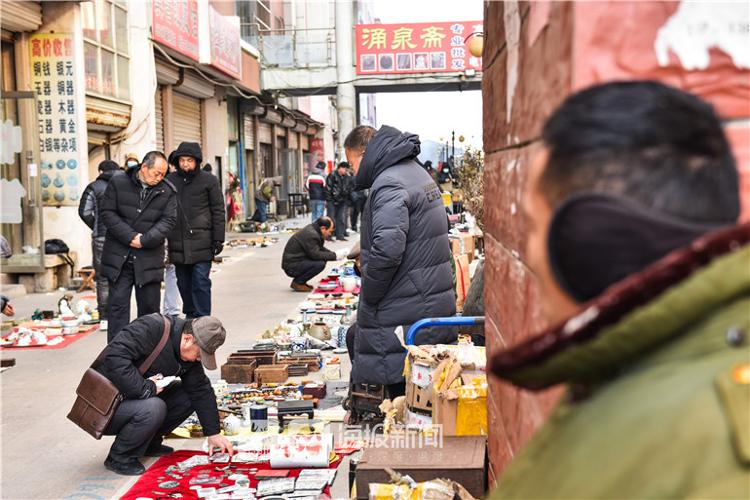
[98,160,120,172]
[190,316,226,370]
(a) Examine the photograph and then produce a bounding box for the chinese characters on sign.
[355,21,483,75]
[208,6,241,79]
[29,33,81,206]
[153,0,200,61]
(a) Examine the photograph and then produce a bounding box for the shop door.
[172,92,202,149]
[155,86,165,152]
[260,143,273,179]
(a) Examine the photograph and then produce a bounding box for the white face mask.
[127,160,138,168]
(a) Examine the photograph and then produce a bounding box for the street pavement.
[0,217,356,499]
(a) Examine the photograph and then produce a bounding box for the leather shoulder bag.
[67,316,171,439]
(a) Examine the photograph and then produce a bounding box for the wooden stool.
[77,267,96,292]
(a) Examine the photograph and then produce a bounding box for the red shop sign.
[355,21,483,75]
[152,0,200,61]
[209,7,241,79]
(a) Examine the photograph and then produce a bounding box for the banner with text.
[29,33,83,206]
[355,21,483,75]
[153,0,200,61]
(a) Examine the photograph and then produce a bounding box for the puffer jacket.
[166,143,225,264]
[353,125,456,385]
[281,223,337,271]
[100,168,177,285]
[78,170,119,238]
[97,313,220,436]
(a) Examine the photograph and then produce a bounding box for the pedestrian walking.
[78,159,120,332]
[100,151,176,342]
[344,125,456,397]
[166,142,225,319]
[326,161,352,241]
[95,313,233,475]
[306,161,327,222]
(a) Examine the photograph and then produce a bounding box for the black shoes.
[144,443,174,457]
[104,456,145,476]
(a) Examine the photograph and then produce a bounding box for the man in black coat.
[166,142,225,318]
[98,313,233,475]
[344,125,456,395]
[100,151,176,342]
[78,160,121,331]
[325,162,352,241]
[281,217,343,292]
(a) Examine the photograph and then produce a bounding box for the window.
[82,0,129,100]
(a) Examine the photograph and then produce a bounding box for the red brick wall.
[483,0,750,482]
[482,0,571,481]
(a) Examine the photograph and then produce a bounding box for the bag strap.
[138,315,171,375]
[92,315,172,373]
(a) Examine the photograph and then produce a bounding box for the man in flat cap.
[96,313,233,475]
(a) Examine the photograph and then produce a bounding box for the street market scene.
[1,0,749,499]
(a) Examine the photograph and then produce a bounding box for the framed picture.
[378,53,394,71]
[360,54,376,72]
[414,52,429,70]
[430,52,446,70]
[396,53,412,71]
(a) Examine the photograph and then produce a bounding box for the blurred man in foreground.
[489,81,748,498]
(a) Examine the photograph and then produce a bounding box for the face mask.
[127,160,138,168]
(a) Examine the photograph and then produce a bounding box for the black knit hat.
[98,160,119,172]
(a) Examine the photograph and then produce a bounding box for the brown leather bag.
[67,316,171,439]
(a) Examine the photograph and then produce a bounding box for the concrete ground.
[0,217,357,500]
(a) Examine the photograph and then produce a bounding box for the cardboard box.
[406,381,434,413]
[356,436,487,498]
[453,253,471,310]
[432,364,487,437]
[254,364,289,384]
[451,233,475,262]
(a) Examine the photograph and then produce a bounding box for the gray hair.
[141,151,167,169]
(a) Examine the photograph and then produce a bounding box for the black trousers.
[333,203,348,239]
[104,385,194,462]
[92,237,109,319]
[107,261,161,342]
[283,260,326,285]
[350,197,366,232]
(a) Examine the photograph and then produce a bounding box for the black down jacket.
[281,223,336,271]
[353,125,456,385]
[78,170,119,238]
[97,313,220,436]
[166,143,225,264]
[100,168,177,285]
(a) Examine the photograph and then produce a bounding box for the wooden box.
[220,356,257,384]
[356,436,487,498]
[450,233,475,262]
[235,349,277,366]
[254,364,289,385]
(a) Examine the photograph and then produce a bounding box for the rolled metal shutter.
[258,121,272,144]
[155,87,165,152]
[172,92,202,149]
[243,115,255,150]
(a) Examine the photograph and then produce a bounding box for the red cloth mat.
[0,324,99,351]
[313,278,360,295]
[120,450,341,500]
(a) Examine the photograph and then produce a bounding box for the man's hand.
[147,374,164,395]
[213,241,224,256]
[207,434,234,455]
[130,234,143,249]
[2,303,14,316]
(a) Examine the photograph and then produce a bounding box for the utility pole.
[451,130,455,161]
[335,0,356,159]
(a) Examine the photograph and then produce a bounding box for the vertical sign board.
[208,7,241,79]
[29,34,83,206]
[152,0,200,61]
[355,21,483,75]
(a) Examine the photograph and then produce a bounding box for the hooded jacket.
[100,167,177,285]
[167,142,226,264]
[78,169,120,238]
[353,125,456,386]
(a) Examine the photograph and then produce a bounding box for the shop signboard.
[29,33,84,206]
[208,6,241,79]
[152,0,200,61]
[355,21,483,75]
